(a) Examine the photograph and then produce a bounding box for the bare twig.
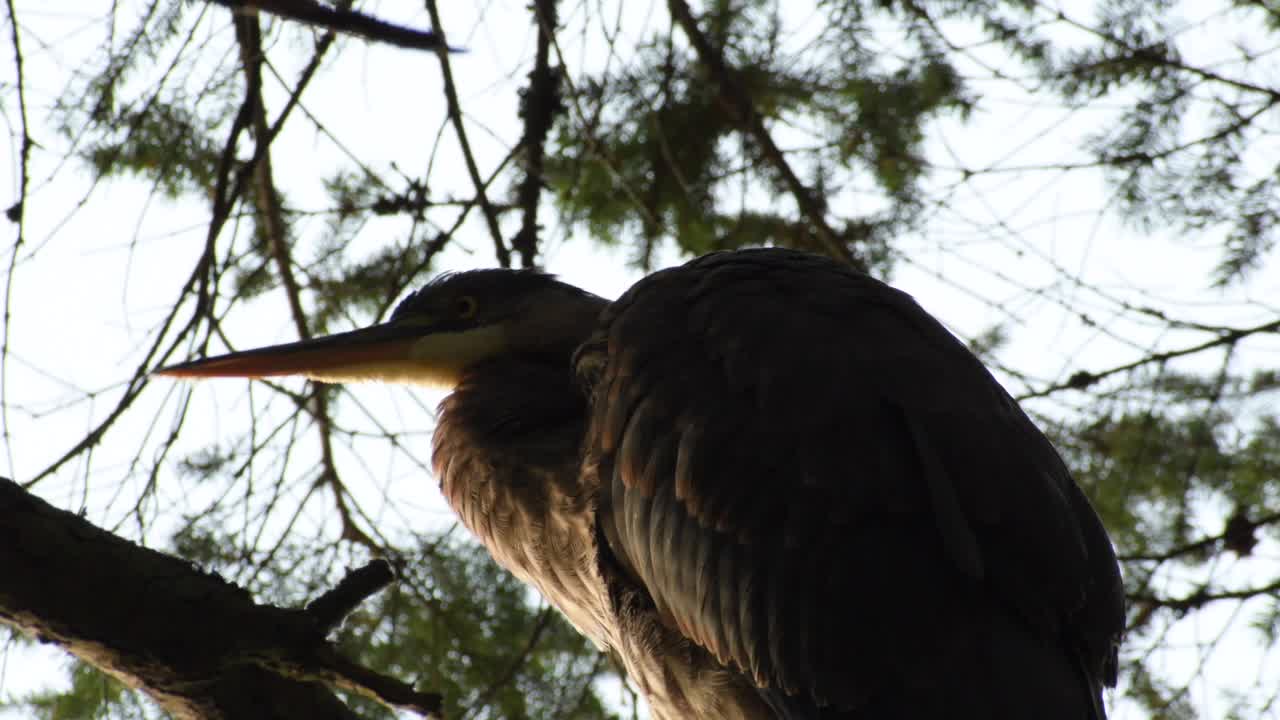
[1017,317,1280,399]
[1130,577,1280,614]
[306,559,397,631]
[233,7,380,551]
[2,0,32,481]
[1120,509,1280,563]
[422,0,511,267]
[462,607,554,719]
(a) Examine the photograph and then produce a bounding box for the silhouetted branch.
[1130,577,1280,615]
[307,560,397,631]
[0,477,438,718]
[1,0,31,484]
[234,12,380,551]
[1018,317,1280,400]
[423,0,511,267]
[310,650,442,716]
[511,0,563,268]
[1120,509,1280,563]
[1053,9,1280,103]
[209,0,450,52]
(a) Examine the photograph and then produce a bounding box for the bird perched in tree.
[159,247,1124,719]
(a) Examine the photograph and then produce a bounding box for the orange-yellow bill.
[154,323,423,381]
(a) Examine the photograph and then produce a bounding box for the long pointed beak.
[155,323,424,382]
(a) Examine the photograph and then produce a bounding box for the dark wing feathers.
[905,410,988,581]
[581,248,1123,717]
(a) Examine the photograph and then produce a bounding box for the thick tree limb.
[0,478,439,719]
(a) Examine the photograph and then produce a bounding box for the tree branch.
[0,478,438,718]
[209,0,451,52]
[511,0,563,269]
[422,0,511,267]
[1130,577,1280,615]
[1018,316,1280,400]
[1,0,32,482]
[1120,509,1280,563]
[665,0,859,269]
[233,8,380,551]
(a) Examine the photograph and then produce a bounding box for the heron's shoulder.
[606,248,910,323]
[578,247,939,382]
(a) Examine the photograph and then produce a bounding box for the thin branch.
[233,7,379,551]
[1017,317,1280,400]
[1120,509,1280,563]
[1052,8,1280,102]
[234,12,306,334]
[1130,577,1280,614]
[934,99,1274,179]
[24,245,221,488]
[2,0,32,481]
[462,607,554,719]
[301,648,443,716]
[57,0,362,503]
[422,0,511,267]
[665,0,859,269]
[209,0,450,52]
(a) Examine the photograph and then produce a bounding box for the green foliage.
[305,225,447,331]
[9,660,143,720]
[80,100,226,199]
[174,444,236,483]
[547,0,975,270]
[53,1,237,202]
[965,323,1008,362]
[1124,661,1198,720]
[167,519,618,720]
[1058,395,1280,557]
[1036,1,1280,286]
[1066,410,1230,556]
[341,539,616,720]
[825,58,971,196]
[1050,398,1280,718]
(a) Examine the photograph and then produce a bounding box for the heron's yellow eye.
[456,296,478,319]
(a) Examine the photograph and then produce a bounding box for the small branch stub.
[306,559,397,632]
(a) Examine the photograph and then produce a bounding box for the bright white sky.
[2,1,1279,718]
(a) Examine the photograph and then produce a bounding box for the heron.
[159,247,1124,719]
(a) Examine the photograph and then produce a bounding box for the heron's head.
[156,269,608,388]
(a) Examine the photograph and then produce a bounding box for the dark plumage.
[159,248,1125,719]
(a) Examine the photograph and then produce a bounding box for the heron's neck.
[446,355,585,453]
[432,354,589,522]
[431,355,612,643]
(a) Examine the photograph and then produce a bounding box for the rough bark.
[0,476,426,719]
